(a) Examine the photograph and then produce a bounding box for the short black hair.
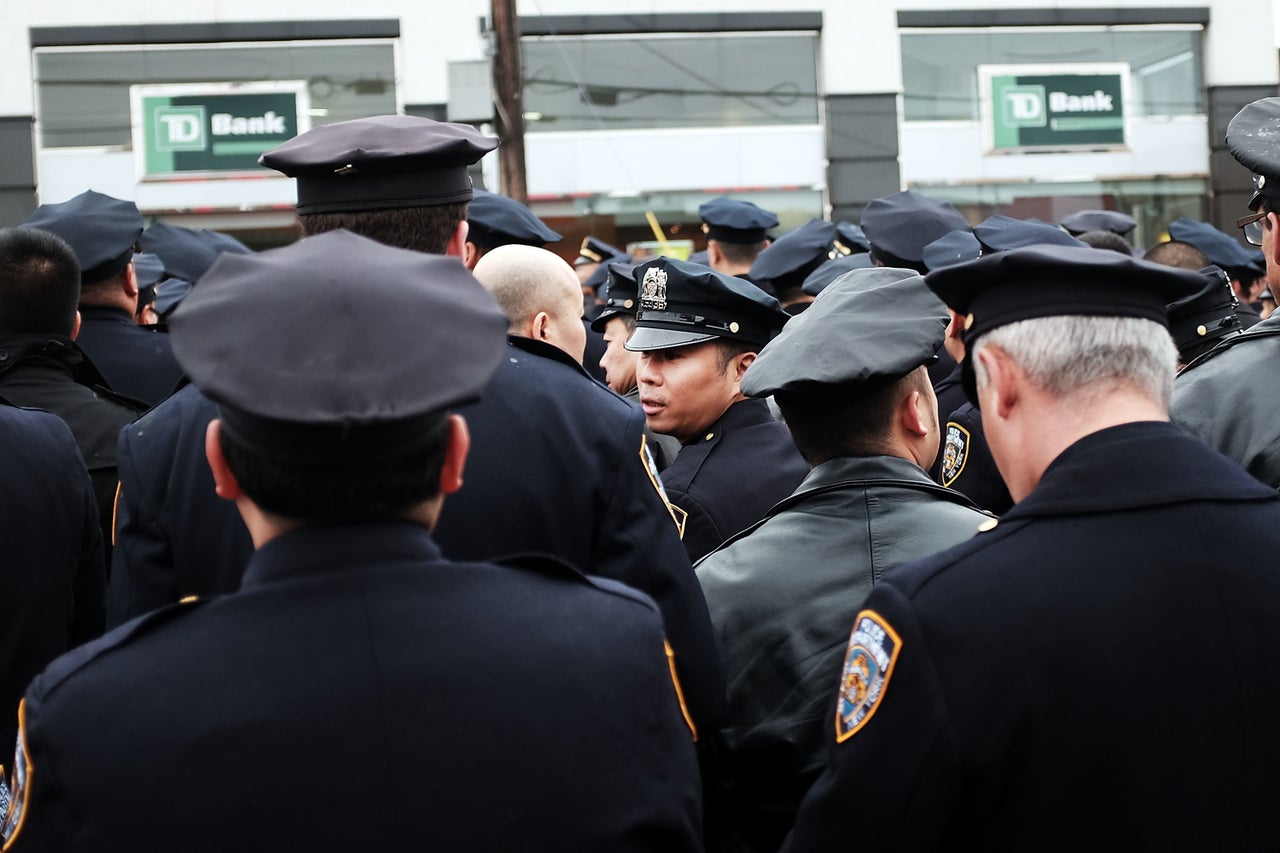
[1076,230,1132,256]
[1143,240,1208,271]
[218,414,453,523]
[714,337,759,373]
[299,202,467,255]
[775,368,926,465]
[869,246,928,275]
[0,227,81,336]
[713,238,768,266]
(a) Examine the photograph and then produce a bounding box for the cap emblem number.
[640,268,668,311]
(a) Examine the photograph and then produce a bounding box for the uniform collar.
[1008,421,1277,519]
[687,398,775,446]
[78,305,137,325]
[506,334,595,381]
[240,521,444,590]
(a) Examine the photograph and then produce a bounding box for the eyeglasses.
[1237,211,1268,247]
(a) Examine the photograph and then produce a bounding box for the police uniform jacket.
[0,334,146,563]
[696,455,988,853]
[74,306,182,407]
[6,523,703,852]
[109,383,254,626]
[662,398,808,563]
[0,403,104,755]
[928,363,967,482]
[784,421,1280,851]
[432,335,728,734]
[1170,316,1280,488]
[936,402,1013,515]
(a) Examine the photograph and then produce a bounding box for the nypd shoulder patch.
[835,610,903,744]
[940,422,970,487]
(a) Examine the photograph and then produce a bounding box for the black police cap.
[131,253,166,290]
[748,218,839,292]
[575,235,624,267]
[1059,209,1136,237]
[624,257,788,351]
[861,190,969,264]
[21,190,143,282]
[832,221,872,256]
[589,261,639,333]
[169,230,509,462]
[801,253,874,296]
[1167,265,1244,364]
[467,190,562,249]
[743,267,949,399]
[141,222,223,285]
[199,229,253,256]
[1166,217,1256,272]
[926,244,1205,405]
[1226,97,1280,210]
[698,197,779,244]
[153,278,194,319]
[922,230,981,271]
[259,115,497,215]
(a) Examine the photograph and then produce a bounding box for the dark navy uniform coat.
[936,402,1012,515]
[435,335,727,734]
[784,422,1280,851]
[662,398,808,563]
[73,306,182,407]
[0,335,145,564]
[0,402,104,754]
[109,383,254,626]
[7,524,703,852]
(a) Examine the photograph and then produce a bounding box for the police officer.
[1165,266,1244,368]
[860,189,970,275]
[697,269,989,852]
[626,257,807,562]
[463,188,562,269]
[262,116,727,735]
[698,197,778,278]
[0,226,146,564]
[747,218,844,314]
[783,245,1280,850]
[1,230,704,852]
[799,252,874,297]
[1058,208,1136,238]
[22,191,181,407]
[1171,97,1280,489]
[1166,216,1264,328]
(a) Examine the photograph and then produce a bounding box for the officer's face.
[636,341,747,444]
[599,316,638,394]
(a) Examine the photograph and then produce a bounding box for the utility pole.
[491,0,528,203]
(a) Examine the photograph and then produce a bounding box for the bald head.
[473,244,587,363]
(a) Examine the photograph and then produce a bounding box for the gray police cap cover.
[169,229,510,425]
[741,267,950,398]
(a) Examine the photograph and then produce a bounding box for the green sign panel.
[987,67,1127,152]
[133,84,307,177]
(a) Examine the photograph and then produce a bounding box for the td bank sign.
[982,64,1129,153]
[131,82,310,178]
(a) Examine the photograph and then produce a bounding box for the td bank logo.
[1000,85,1047,128]
[154,106,207,151]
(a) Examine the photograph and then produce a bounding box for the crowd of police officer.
[0,93,1279,851]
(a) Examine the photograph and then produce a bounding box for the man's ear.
[706,240,724,268]
[439,414,470,496]
[205,420,243,502]
[900,389,931,437]
[448,220,469,261]
[946,310,966,341]
[730,351,756,383]
[531,310,552,342]
[123,261,139,298]
[975,344,1019,419]
[70,310,81,341]
[1268,213,1280,268]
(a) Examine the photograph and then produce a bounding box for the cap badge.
[640,267,668,311]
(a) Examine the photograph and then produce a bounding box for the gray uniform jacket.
[696,454,989,853]
[1171,316,1280,489]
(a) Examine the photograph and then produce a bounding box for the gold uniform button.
[964,313,975,331]
[729,322,740,333]
[179,595,199,604]
[1196,324,1208,337]
[978,518,999,533]
[705,432,715,442]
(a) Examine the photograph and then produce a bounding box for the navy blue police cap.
[141,222,223,285]
[1166,217,1257,274]
[1166,265,1244,364]
[259,115,497,215]
[860,190,970,265]
[590,261,640,332]
[748,218,839,293]
[467,190,562,249]
[170,229,509,463]
[21,190,143,283]
[832,221,872,256]
[624,257,789,351]
[801,252,874,296]
[575,235,624,267]
[199,229,253,256]
[974,214,1085,252]
[744,267,949,399]
[153,278,194,319]
[1226,97,1280,210]
[698,197,779,244]
[1059,209,1136,237]
[925,244,1205,406]
[131,253,166,289]
[922,230,981,272]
